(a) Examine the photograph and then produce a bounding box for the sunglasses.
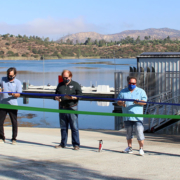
[63,77,69,79]
[129,82,136,85]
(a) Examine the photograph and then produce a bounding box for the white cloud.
[0,17,100,40]
[122,22,134,29]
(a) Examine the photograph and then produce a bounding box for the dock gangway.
[114,72,180,132]
[143,92,180,132]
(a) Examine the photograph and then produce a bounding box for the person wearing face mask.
[0,67,22,145]
[54,70,82,150]
[117,76,147,156]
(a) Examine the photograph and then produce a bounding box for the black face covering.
[63,78,70,83]
[8,76,15,81]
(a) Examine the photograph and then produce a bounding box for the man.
[55,70,82,150]
[0,67,22,145]
[117,76,147,156]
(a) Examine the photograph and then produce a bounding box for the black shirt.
[55,80,82,107]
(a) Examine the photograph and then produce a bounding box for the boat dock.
[22,84,115,101]
[21,52,180,133]
[114,52,180,133]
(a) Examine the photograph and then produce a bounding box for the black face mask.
[63,78,70,83]
[8,76,15,81]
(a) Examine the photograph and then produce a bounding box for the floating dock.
[22,84,115,101]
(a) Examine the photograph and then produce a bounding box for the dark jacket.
[55,80,82,107]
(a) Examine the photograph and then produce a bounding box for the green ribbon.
[0,103,180,119]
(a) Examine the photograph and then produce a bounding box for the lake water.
[0,58,136,130]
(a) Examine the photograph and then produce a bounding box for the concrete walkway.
[0,127,180,180]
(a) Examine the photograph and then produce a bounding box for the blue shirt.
[0,77,22,105]
[117,87,147,122]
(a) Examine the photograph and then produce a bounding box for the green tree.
[18,34,22,38]
[77,49,81,58]
[29,36,33,40]
[69,40,73,45]
[2,34,9,39]
[84,38,91,45]
[98,39,106,47]
[94,39,98,46]
[57,53,62,59]
[144,36,149,40]
[52,51,58,56]
[0,51,4,55]
[66,38,71,44]
[135,36,141,44]
[22,54,28,57]
[6,51,14,56]
[32,48,37,54]
[123,36,134,44]
[14,53,19,56]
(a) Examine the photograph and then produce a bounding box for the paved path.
[0,127,180,180]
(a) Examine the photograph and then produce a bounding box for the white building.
[137,52,180,73]
[136,52,180,96]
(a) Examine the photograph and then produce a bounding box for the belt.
[60,104,78,109]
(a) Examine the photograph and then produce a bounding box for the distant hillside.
[0,33,180,60]
[57,28,180,43]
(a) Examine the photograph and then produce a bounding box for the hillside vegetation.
[0,34,180,60]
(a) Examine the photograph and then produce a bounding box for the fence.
[114,71,180,131]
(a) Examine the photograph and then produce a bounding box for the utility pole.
[114,49,116,72]
[41,55,45,90]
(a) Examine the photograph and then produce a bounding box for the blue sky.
[0,0,180,39]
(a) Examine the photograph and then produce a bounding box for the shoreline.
[0,56,136,60]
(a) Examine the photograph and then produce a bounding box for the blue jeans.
[59,106,80,147]
[124,121,145,141]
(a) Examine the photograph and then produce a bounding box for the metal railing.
[146,95,180,132]
[115,72,180,98]
[114,71,180,131]
[144,90,172,114]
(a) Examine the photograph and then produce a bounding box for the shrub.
[32,48,37,54]
[14,53,19,57]
[57,53,62,59]
[34,55,39,58]
[0,51,4,55]
[7,51,14,56]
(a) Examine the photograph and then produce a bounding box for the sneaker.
[139,148,144,156]
[0,139,5,143]
[12,140,16,145]
[123,147,133,153]
[55,144,66,149]
[73,146,80,150]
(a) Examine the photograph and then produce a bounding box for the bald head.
[61,70,72,78]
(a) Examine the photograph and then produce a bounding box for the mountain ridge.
[57,28,180,43]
